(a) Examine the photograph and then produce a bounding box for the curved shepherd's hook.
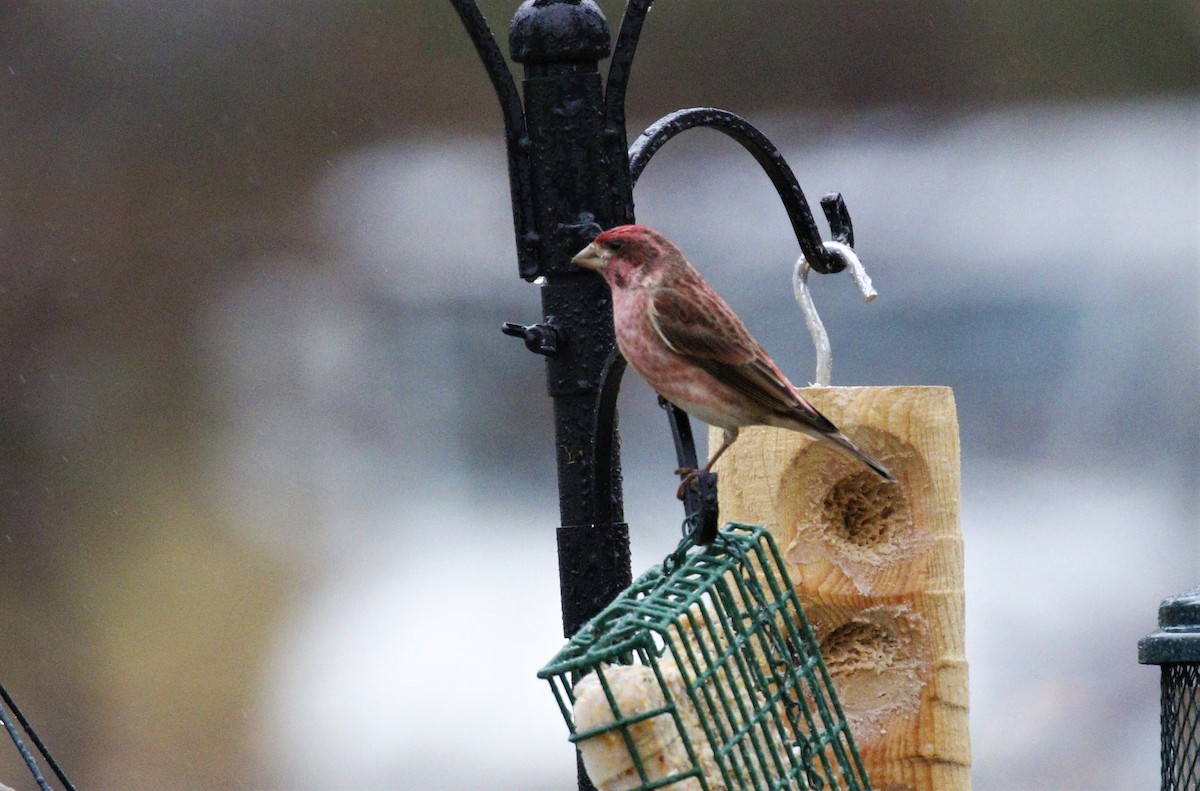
[604,0,654,224]
[592,348,718,542]
[447,0,539,279]
[606,0,653,124]
[590,350,626,527]
[620,106,860,539]
[629,107,850,275]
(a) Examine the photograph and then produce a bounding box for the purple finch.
[572,224,894,487]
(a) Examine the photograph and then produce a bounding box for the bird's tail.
[820,428,896,482]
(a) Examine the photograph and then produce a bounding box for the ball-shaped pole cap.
[510,0,611,64]
[1139,588,1200,665]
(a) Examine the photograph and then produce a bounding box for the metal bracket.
[659,396,720,545]
[501,321,560,357]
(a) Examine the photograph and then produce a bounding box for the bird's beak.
[571,242,608,272]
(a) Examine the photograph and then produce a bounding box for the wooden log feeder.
[712,385,969,791]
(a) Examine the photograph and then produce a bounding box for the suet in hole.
[815,606,929,744]
[821,468,910,550]
[821,617,900,673]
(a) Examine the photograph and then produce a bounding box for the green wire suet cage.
[539,523,871,791]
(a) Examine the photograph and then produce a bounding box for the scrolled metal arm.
[660,399,719,544]
[629,107,849,274]
[447,0,539,279]
[605,0,654,140]
[591,350,627,527]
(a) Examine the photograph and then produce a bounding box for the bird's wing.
[648,283,834,431]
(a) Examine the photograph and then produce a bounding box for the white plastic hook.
[792,241,877,387]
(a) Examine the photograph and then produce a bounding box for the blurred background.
[0,1,1197,789]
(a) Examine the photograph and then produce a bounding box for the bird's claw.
[675,467,698,500]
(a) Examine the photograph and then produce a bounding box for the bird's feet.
[675,467,698,500]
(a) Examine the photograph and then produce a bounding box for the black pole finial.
[510,0,611,64]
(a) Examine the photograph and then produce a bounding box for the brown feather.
[648,280,835,431]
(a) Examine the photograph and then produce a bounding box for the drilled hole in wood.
[820,469,909,548]
[812,607,928,746]
[821,619,899,676]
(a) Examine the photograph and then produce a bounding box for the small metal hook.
[820,192,854,248]
[792,242,877,387]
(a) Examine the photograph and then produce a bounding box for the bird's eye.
[605,239,624,252]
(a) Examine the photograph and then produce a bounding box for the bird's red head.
[571,224,675,289]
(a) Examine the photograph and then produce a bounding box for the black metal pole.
[508,5,635,789]
[450,0,634,647]
[506,0,633,641]
[450,3,863,787]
